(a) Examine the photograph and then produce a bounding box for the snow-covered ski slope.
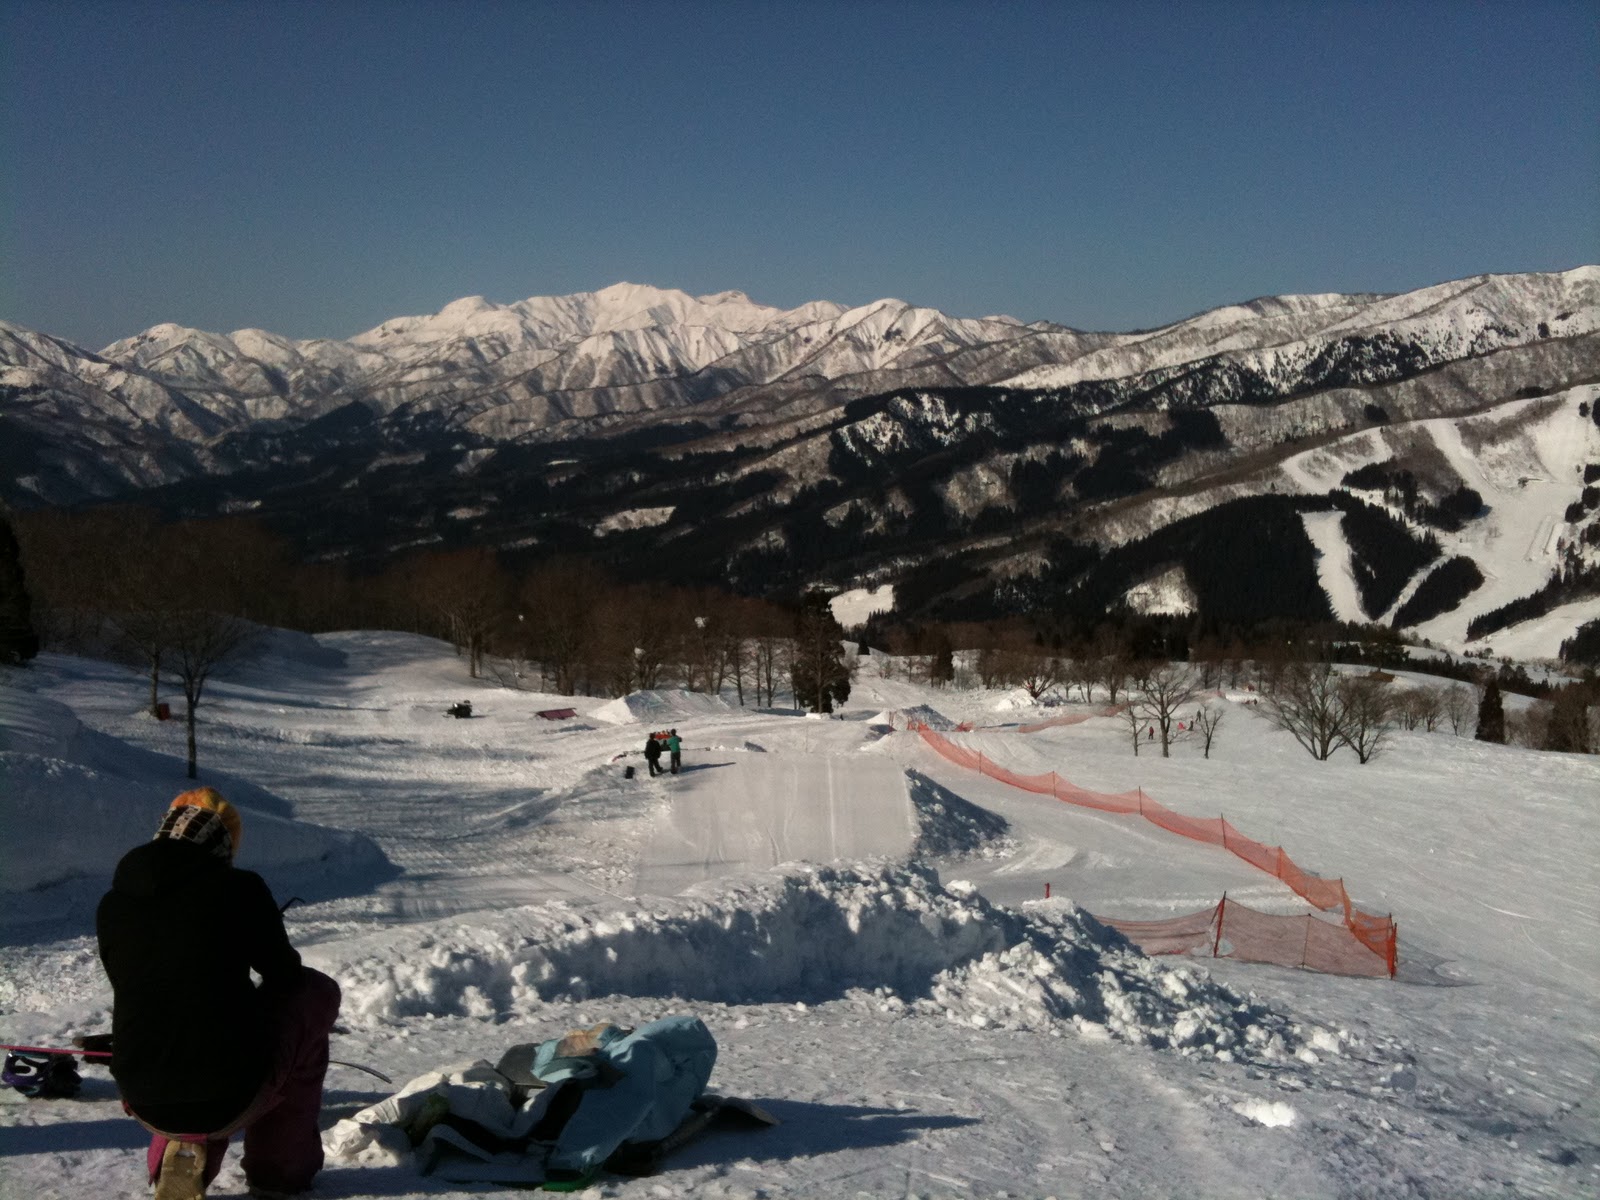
[2,632,1597,1198]
[1281,383,1600,649]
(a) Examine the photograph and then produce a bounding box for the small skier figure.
[644,734,664,777]
[96,788,341,1200]
[666,729,683,775]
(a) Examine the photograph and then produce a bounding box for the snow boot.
[153,1139,208,1200]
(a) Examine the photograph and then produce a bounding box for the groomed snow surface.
[2,632,1597,1199]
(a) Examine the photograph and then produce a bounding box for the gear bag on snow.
[322,1015,770,1187]
[3,1050,82,1098]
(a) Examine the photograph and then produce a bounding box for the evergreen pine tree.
[790,592,852,713]
[0,508,40,666]
[1474,677,1506,744]
[1542,684,1594,754]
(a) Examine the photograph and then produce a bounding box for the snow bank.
[318,862,1306,1060]
[0,692,386,897]
[587,689,736,725]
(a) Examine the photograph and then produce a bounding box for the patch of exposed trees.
[1259,664,1402,764]
[15,508,278,777]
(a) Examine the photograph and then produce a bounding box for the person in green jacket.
[666,729,682,774]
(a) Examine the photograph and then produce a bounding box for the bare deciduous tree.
[161,520,263,779]
[752,635,785,707]
[1121,701,1147,756]
[169,606,256,779]
[1062,655,1094,703]
[403,548,510,678]
[1134,663,1199,757]
[518,560,605,695]
[1396,687,1443,732]
[1265,662,1348,760]
[1193,705,1225,758]
[1097,654,1129,705]
[1336,676,1395,764]
[1443,683,1475,735]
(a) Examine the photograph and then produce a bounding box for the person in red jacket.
[96,788,341,1200]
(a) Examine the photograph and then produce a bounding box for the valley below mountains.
[4,269,1599,657]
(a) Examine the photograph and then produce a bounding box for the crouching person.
[96,788,342,1200]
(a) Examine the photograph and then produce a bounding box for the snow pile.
[889,703,957,730]
[988,687,1076,712]
[587,689,736,725]
[318,862,1305,1060]
[907,769,1014,859]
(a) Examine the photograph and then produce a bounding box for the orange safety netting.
[1102,898,1393,978]
[1015,704,1126,734]
[911,725,1397,977]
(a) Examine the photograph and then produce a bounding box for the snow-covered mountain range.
[4,269,1599,655]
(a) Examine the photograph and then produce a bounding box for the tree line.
[6,505,1594,778]
[5,506,861,777]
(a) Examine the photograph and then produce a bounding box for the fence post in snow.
[1301,916,1314,971]
[1212,894,1227,958]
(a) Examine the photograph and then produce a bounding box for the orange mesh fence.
[1102,897,1393,978]
[912,724,1397,977]
[1098,906,1219,957]
[1016,705,1126,733]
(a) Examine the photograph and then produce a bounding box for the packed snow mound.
[227,625,348,673]
[319,862,1307,1059]
[0,691,82,757]
[889,703,957,730]
[587,689,736,725]
[907,769,1015,860]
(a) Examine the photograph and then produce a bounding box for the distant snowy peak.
[1003,266,1600,389]
[60,268,1600,404]
[351,283,850,350]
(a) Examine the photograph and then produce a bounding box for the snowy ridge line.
[316,861,1312,1059]
[912,726,1397,976]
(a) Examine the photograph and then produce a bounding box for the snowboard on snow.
[2,1034,391,1099]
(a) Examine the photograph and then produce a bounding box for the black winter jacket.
[96,838,302,1133]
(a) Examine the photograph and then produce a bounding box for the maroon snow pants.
[143,967,342,1194]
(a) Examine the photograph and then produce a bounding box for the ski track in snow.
[2,632,1598,1199]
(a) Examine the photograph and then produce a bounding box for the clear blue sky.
[5,0,1597,349]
